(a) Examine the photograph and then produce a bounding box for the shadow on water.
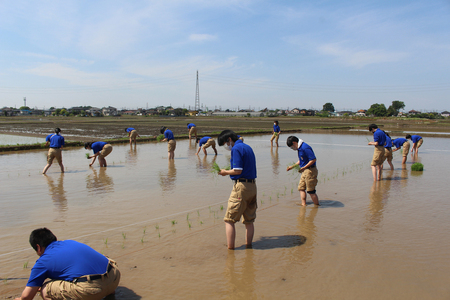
[293,200,344,207]
[242,235,307,250]
[105,286,141,300]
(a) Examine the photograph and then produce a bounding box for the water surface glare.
[1,133,449,299]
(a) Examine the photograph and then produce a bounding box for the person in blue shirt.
[217,130,257,250]
[187,123,197,140]
[406,134,423,155]
[383,131,394,171]
[392,137,410,165]
[85,141,113,167]
[160,126,176,159]
[196,136,218,156]
[13,228,120,300]
[125,127,140,146]
[42,128,65,175]
[270,120,281,147]
[368,124,386,181]
[286,136,320,206]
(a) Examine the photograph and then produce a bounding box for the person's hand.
[89,163,93,167]
[218,169,227,176]
[287,166,292,171]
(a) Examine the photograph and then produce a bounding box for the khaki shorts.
[402,141,410,156]
[47,148,62,164]
[298,166,318,192]
[43,260,121,300]
[384,148,393,162]
[270,133,279,142]
[130,130,138,139]
[416,138,423,149]
[202,138,216,149]
[371,146,385,166]
[189,127,197,136]
[99,144,113,158]
[224,181,257,224]
[168,139,176,152]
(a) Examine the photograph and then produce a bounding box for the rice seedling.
[411,163,424,171]
[186,213,189,220]
[209,206,212,213]
[287,162,301,172]
[3,277,7,284]
[143,227,146,234]
[158,232,161,238]
[277,192,279,198]
[261,199,264,204]
[200,221,203,225]
[121,243,125,249]
[85,153,90,159]
[172,229,176,234]
[141,236,144,243]
[104,238,108,246]
[171,220,177,225]
[291,188,293,194]
[197,210,200,216]
[366,137,371,143]
[211,162,231,173]
[188,222,192,229]
[262,192,265,196]
[122,232,126,239]
[155,224,159,230]
[23,261,28,269]
[220,205,224,211]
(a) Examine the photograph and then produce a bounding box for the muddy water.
[1,133,449,299]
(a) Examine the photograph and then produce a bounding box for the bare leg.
[168,151,175,159]
[98,156,107,167]
[58,162,64,173]
[225,221,236,249]
[203,147,207,155]
[377,165,382,181]
[213,146,218,155]
[245,223,254,247]
[371,165,377,181]
[299,190,307,206]
[310,193,320,206]
[402,156,407,164]
[42,163,52,174]
[388,160,394,170]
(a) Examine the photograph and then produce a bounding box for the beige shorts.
[270,133,279,142]
[202,138,216,149]
[47,148,62,164]
[168,139,176,152]
[384,148,393,162]
[99,144,113,158]
[402,141,410,157]
[371,146,385,166]
[416,138,423,149]
[129,130,138,139]
[224,181,257,224]
[189,127,197,136]
[298,166,318,192]
[43,260,120,300]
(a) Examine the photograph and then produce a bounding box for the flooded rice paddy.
[1,133,449,299]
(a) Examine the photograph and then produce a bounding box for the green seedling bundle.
[156,134,165,141]
[211,162,231,173]
[411,163,424,171]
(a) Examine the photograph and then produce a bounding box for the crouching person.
[14,228,120,300]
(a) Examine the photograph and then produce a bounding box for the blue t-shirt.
[273,125,280,133]
[297,142,317,168]
[187,123,196,129]
[126,128,135,133]
[392,138,408,149]
[385,135,393,148]
[27,240,109,287]
[91,141,107,154]
[230,140,257,180]
[198,136,210,147]
[164,129,174,140]
[411,135,422,143]
[47,134,65,148]
[373,129,386,146]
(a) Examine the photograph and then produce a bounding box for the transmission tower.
[195,70,200,111]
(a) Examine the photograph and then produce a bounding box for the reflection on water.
[365,180,391,232]
[44,174,67,220]
[294,207,318,265]
[196,155,217,176]
[270,147,280,176]
[159,160,177,192]
[126,145,138,165]
[224,251,256,300]
[86,167,114,195]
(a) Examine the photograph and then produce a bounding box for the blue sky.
[1,0,449,112]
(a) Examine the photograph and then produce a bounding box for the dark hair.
[160,126,166,134]
[29,228,57,251]
[405,134,412,139]
[217,130,238,146]
[196,137,201,143]
[274,120,279,125]
[55,128,61,134]
[286,136,299,147]
[187,123,189,126]
[124,128,128,132]
[84,142,93,149]
[368,124,378,131]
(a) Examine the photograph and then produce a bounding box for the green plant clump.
[211,162,231,173]
[411,163,424,171]
[85,153,90,159]
[156,134,165,141]
[287,162,301,171]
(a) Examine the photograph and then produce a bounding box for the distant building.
[102,106,118,116]
[408,110,421,115]
[86,107,102,117]
[211,111,264,117]
[441,111,450,117]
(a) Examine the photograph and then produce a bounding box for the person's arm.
[196,146,201,155]
[299,159,316,172]
[88,152,99,166]
[14,286,40,300]
[219,169,242,176]
[392,147,399,152]
[411,142,416,152]
[44,141,49,147]
[368,141,379,146]
[287,160,300,171]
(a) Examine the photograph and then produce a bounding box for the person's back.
[49,134,64,148]
[230,140,257,180]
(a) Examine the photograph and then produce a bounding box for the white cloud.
[317,43,407,68]
[189,34,218,42]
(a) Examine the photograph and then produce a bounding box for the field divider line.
[0,200,228,258]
